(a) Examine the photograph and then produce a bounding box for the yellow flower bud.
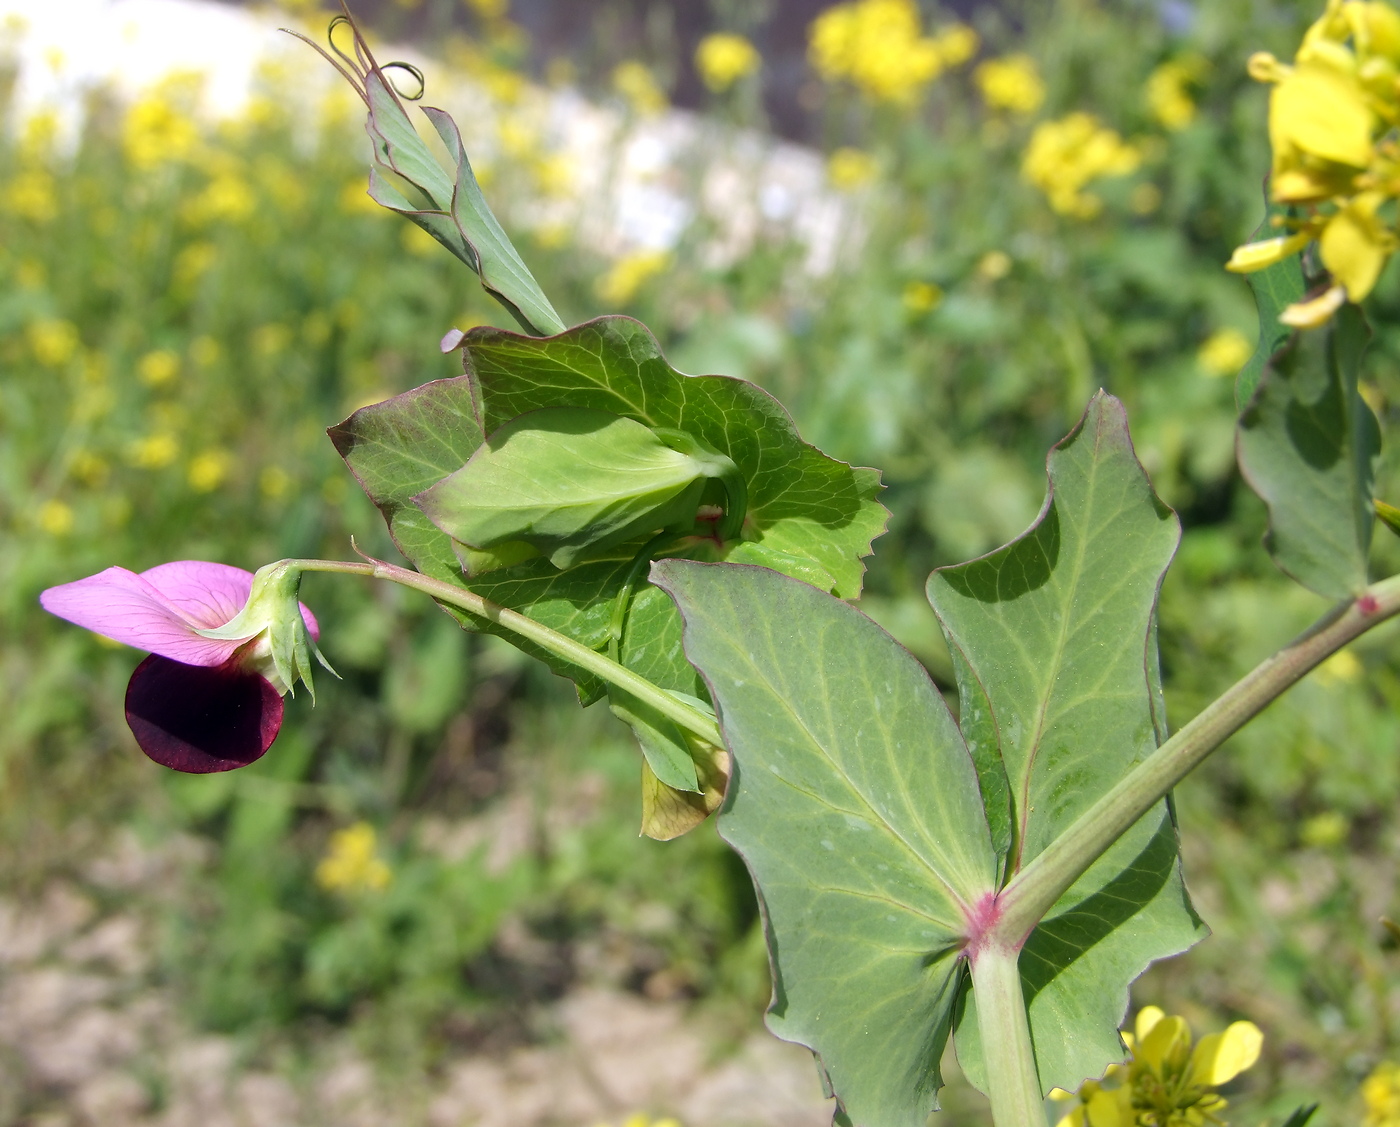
[1225,231,1311,273]
[1280,284,1347,328]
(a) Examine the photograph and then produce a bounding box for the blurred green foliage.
[6,0,1400,1119]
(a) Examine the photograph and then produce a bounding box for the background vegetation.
[5,0,1400,1122]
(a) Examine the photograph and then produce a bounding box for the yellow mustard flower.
[1054,1007,1263,1127]
[128,433,179,469]
[1197,329,1252,377]
[808,0,961,106]
[187,449,232,493]
[696,33,761,93]
[613,61,668,115]
[71,450,109,487]
[1146,56,1208,131]
[827,146,878,190]
[977,250,1013,280]
[182,173,255,225]
[174,242,218,287]
[260,466,292,500]
[975,54,1046,114]
[596,250,671,306]
[5,169,56,223]
[138,349,180,387]
[1229,0,1400,325]
[316,823,391,893]
[36,499,75,537]
[1022,113,1141,218]
[902,280,943,312]
[28,318,80,367]
[1364,1061,1400,1127]
[123,82,201,169]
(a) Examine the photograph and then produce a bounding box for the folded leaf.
[1238,303,1380,599]
[927,392,1206,1095]
[654,559,998,1127]
[1236,201,1307,409]
[417,407,724,569]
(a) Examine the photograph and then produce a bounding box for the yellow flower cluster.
[1146,56,1207,131]
[315,822,391,893]
[123,77,202,169]
[1228,0,1400,327]
[1365,1061,1400,1127]
[827,146,878,190]
[1022,113,1142,218]
[1054,1007,1263,1127]
[613,61,668,116]
[975,53,1046,114]
[696,33,761,93]
[809,0,977,106]
[596,250,671,305]
[1197,328,1252,377]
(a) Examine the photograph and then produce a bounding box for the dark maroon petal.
[124,655,283,773]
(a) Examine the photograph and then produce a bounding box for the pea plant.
[39,5,1400,1125]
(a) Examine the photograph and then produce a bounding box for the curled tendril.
[281,3,426,109]
[381,61,426,101]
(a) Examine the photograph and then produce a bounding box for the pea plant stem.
[970,944,1045,1127]
[992,573,1400,949]
[288,555,723,748]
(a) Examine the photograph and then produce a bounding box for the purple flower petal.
[40,561,320,663]
[124,655,283,772]
[139,561,255,629]
[41,567,248,667]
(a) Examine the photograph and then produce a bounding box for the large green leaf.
[653,560,997,1127]
[926,392,1206,1095]
[1237,304,1380,599]
[458,315,889,691]
[1236,204,1307,409]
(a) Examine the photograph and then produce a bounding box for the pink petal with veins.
[41,567,247,666]
[141,560,319,638]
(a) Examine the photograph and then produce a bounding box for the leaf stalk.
[287,555,723,747]
[970,944,1045,1127]
[993,573,1400,947]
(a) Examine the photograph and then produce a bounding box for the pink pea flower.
[40,560,325,773]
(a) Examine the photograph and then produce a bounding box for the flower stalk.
[288,555,723,748]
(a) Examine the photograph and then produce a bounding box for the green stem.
[993,574,1400,947]
[289,555,722,747]
[970,945,1044,1127]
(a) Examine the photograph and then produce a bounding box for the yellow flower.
[190,335,222,367]
[1299,809,1350,846]
[934,24,979,67]
[902,280,943,312]
[808,0,949,106]
[138,349,180,387]
[827,146,878,190]
[71,450,109,487]
[977,250,1013,280]
[696,33,761,93]
[1146,57,1207,131]
[260,466,292,500]
[28,318,80,367]
[128,433,179,469]
[595,251,670,306]
[1197,329,1252,377]
[187,449,232,492]
[5,169,56,222]
[182,173,255,225]
[613,61,668,115]
[36,500,74,537]
[1229,2,1400,325]
[1022,113,1141,218]
[1055,1007,1263,1127]
[316,822,391,893]
[975,54,1045,114]
[1364,1061,1400,1127]
[123,84,201,169]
